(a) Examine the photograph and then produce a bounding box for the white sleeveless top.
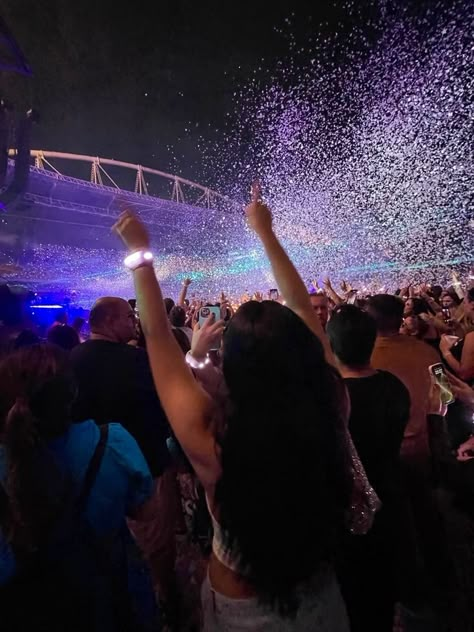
[206,495,244,574]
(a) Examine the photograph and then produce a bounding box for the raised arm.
[323,277,344,306]
[113,212,220,490]
[420,291,442,314]
[246,183,334,364]
[177,278,192,307]
[451,271,465,300]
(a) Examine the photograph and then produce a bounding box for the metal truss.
[8,149,236,210]
[21,191,201,232]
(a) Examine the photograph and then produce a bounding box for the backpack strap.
[0,425,109,517]
[76,424,109,513]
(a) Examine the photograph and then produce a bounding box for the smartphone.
[199,305,221,328]
[269,289,279,301]
[441,308,451,324]
[429,363,455,406]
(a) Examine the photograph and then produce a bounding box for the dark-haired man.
[367,294,453,613]
[367,294,440,459]
[327,305,411,631]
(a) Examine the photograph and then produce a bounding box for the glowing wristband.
[124,250,153,271]
[185,351,211,370]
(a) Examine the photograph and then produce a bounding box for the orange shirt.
[371,335,441,458]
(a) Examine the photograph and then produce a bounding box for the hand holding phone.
[194,307,225,354]
[198,306,221,329]
[442,308,451,324]
[429,363,455,407]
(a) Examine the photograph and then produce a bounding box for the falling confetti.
[201,0,474,292]
[1,0,473,305]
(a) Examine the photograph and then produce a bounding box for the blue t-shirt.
[0,420,154,584]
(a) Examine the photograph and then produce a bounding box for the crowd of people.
[0,187,473,631]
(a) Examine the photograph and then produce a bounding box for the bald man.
[87,296,139,344]
[70,297,170,477]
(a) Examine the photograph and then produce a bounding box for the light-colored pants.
[201,569,349,631]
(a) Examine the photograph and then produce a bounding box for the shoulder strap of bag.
[76,424,109,513]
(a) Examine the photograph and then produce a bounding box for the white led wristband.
[124,250,154,271]
[185,351,211,370]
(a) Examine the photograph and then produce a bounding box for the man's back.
[344,370,409,502]
[371,334,440,458]
[71,339,169,477]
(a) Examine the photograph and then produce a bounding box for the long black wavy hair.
[0,344,75,556]
[216,300,352,615]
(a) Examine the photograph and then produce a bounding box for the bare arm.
[114,212,220,490]
[128,481,160,522]
[246,184,334,364]
[432,314,460,335]
[323,278,344,306]
[448,373,474,412]
[441,331,474,382]
[177,278,192,307]
[451,272,465,300]
[399,285,410,299]
[420,292,442,314]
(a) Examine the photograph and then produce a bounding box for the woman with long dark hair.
[0,344,159,631]
[113,186,354,630]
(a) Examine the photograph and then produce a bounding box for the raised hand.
[183,278,192,287]
[245,180,272,236]
[254,291,263,302]
[113,210,150,252]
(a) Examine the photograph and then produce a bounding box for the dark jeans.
[338,499,416,632]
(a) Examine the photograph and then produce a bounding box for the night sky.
[0,0,471,296]
[0,0,380,185]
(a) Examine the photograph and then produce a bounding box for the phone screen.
[198,306,221,328]
[429,363,454,405]
[199,306,222,350]
[269,289,279,301]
